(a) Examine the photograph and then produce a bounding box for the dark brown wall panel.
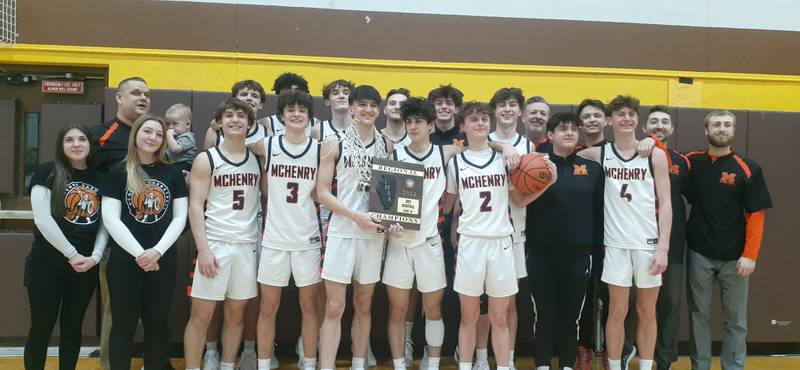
[0,99,16,193]
[16,0,800,75]
[675,108,748,155]
[39,104,103,163]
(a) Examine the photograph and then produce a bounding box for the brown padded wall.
[39,104,103,163]
[0,99,16,193]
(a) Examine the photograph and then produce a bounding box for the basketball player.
[443,101,553,370]
[267,72,319,136]
[522,96,550,152]
[183,98,263,370]
[246,90,321,370]
[480,87,533,370]
[578,95,672,370]
[578,99,609,148]
[428,84,465,146]
[641,106,690,370]
[203,79,270,149]
[381,88,412,148]
[312,79,355,141]
[316,85,393,370]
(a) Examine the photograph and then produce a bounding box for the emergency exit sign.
[42,80,85,94]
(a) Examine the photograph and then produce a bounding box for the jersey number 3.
[286,182,299,203]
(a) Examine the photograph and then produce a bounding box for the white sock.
[509,350,515,360]
[564,367,574,370]
[427,357,440,369]
[187,368,201,370]
[536,367,550,370]
[257,358,270,370]
[476,348,488,363]
[459,363,473,370]
[206,341,218,352]
[393,358,406,370]
[304,357,317,369]
[498,367,510,370]
[244,340,256,351]
[639,359,653,370]
[352,357,366,370]
[405,322,414,340]
[608,358,622,370]
[220,362,235,370]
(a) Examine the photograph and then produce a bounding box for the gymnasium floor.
[2,356,799,370]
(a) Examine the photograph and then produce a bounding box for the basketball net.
[0,0,16,47]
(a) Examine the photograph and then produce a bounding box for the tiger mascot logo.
[63,182,100,225]
[125,179,171,224]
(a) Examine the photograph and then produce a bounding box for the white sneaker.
[203,350,221,370]
[472,360,490,370]
[238,349,258,370]
[452,345,459,365]
[367,341,377,367]
[418,346,429,370]
[296,338,305,369]
[270,345,280,370]
[404,337,414,368]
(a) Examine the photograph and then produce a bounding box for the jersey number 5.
[233,190,245,210]
[479,191,492,212]
[620,184,632,202]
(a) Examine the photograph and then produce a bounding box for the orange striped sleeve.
[733,154,752,178]
[650,135,672,169]
[742,210,766,260]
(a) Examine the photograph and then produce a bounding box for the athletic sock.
[258,358,271,370]
[497,367,510,370]
[405,321,414,339]
[352,356,366,370]
[639,359,653,370]
[427,357,440,370]
[244,340,256,351]
[220,362,235,370]
[608,359,622,370]
[459,362,473,370]
[536,367,550,370]
[303,357,317,370]
[206,341,218,352]
[476,348,488,363]
[393,358,406,370]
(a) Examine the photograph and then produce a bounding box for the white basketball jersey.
[327,133,389,239]
[447,149,513,238]
[269,114,313,137]
[319,119,344,141]
[262,135,321,250]
[216,122,267,146]
[489,132,532,242]
[204,147,262,243]
[390,144,447,247]
[387,132,411,150]
[601,142,659,249]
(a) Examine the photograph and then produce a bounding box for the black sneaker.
[620,346,636,370]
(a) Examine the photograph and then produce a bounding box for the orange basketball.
[510,153,553,194]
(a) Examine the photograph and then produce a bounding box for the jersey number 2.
[479,191,492,212]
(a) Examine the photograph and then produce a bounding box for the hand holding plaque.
[368,158,424,231]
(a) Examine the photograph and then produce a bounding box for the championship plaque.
[368,158,424,231]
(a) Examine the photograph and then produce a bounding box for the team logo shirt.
[63,181,101,225]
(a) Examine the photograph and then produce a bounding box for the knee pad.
[425,319,444,347]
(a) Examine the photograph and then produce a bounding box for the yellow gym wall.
[3,43,800,112]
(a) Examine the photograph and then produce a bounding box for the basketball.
[510,153,553,194]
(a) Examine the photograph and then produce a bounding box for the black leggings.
[24,253,98,370]
[529,250,591,368]
[107,246,176,370]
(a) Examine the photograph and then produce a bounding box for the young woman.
[25,124,108,370]
[102,113,188,370]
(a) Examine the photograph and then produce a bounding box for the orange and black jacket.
[90,117,131,174]
[685,151,772,261]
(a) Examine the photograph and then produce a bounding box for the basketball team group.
[23,72,772,370]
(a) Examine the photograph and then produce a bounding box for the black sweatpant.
[578,249,607,351]
[24,253,98,370]
[529,250,591,368]
[107,246,176,370]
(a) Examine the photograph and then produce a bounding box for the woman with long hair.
[101,113,188,369]
[25,124,108,370]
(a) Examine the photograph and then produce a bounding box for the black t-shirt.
[526,150,604,254]
[29,162,105,257]
[667,149,691,264]
[686,151,772,261]
[90,117,132,173]
[103,162,188,250]
[534,140,553,153]
[430,125,466,147]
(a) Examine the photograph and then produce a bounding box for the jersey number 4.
[620,184,632,202]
